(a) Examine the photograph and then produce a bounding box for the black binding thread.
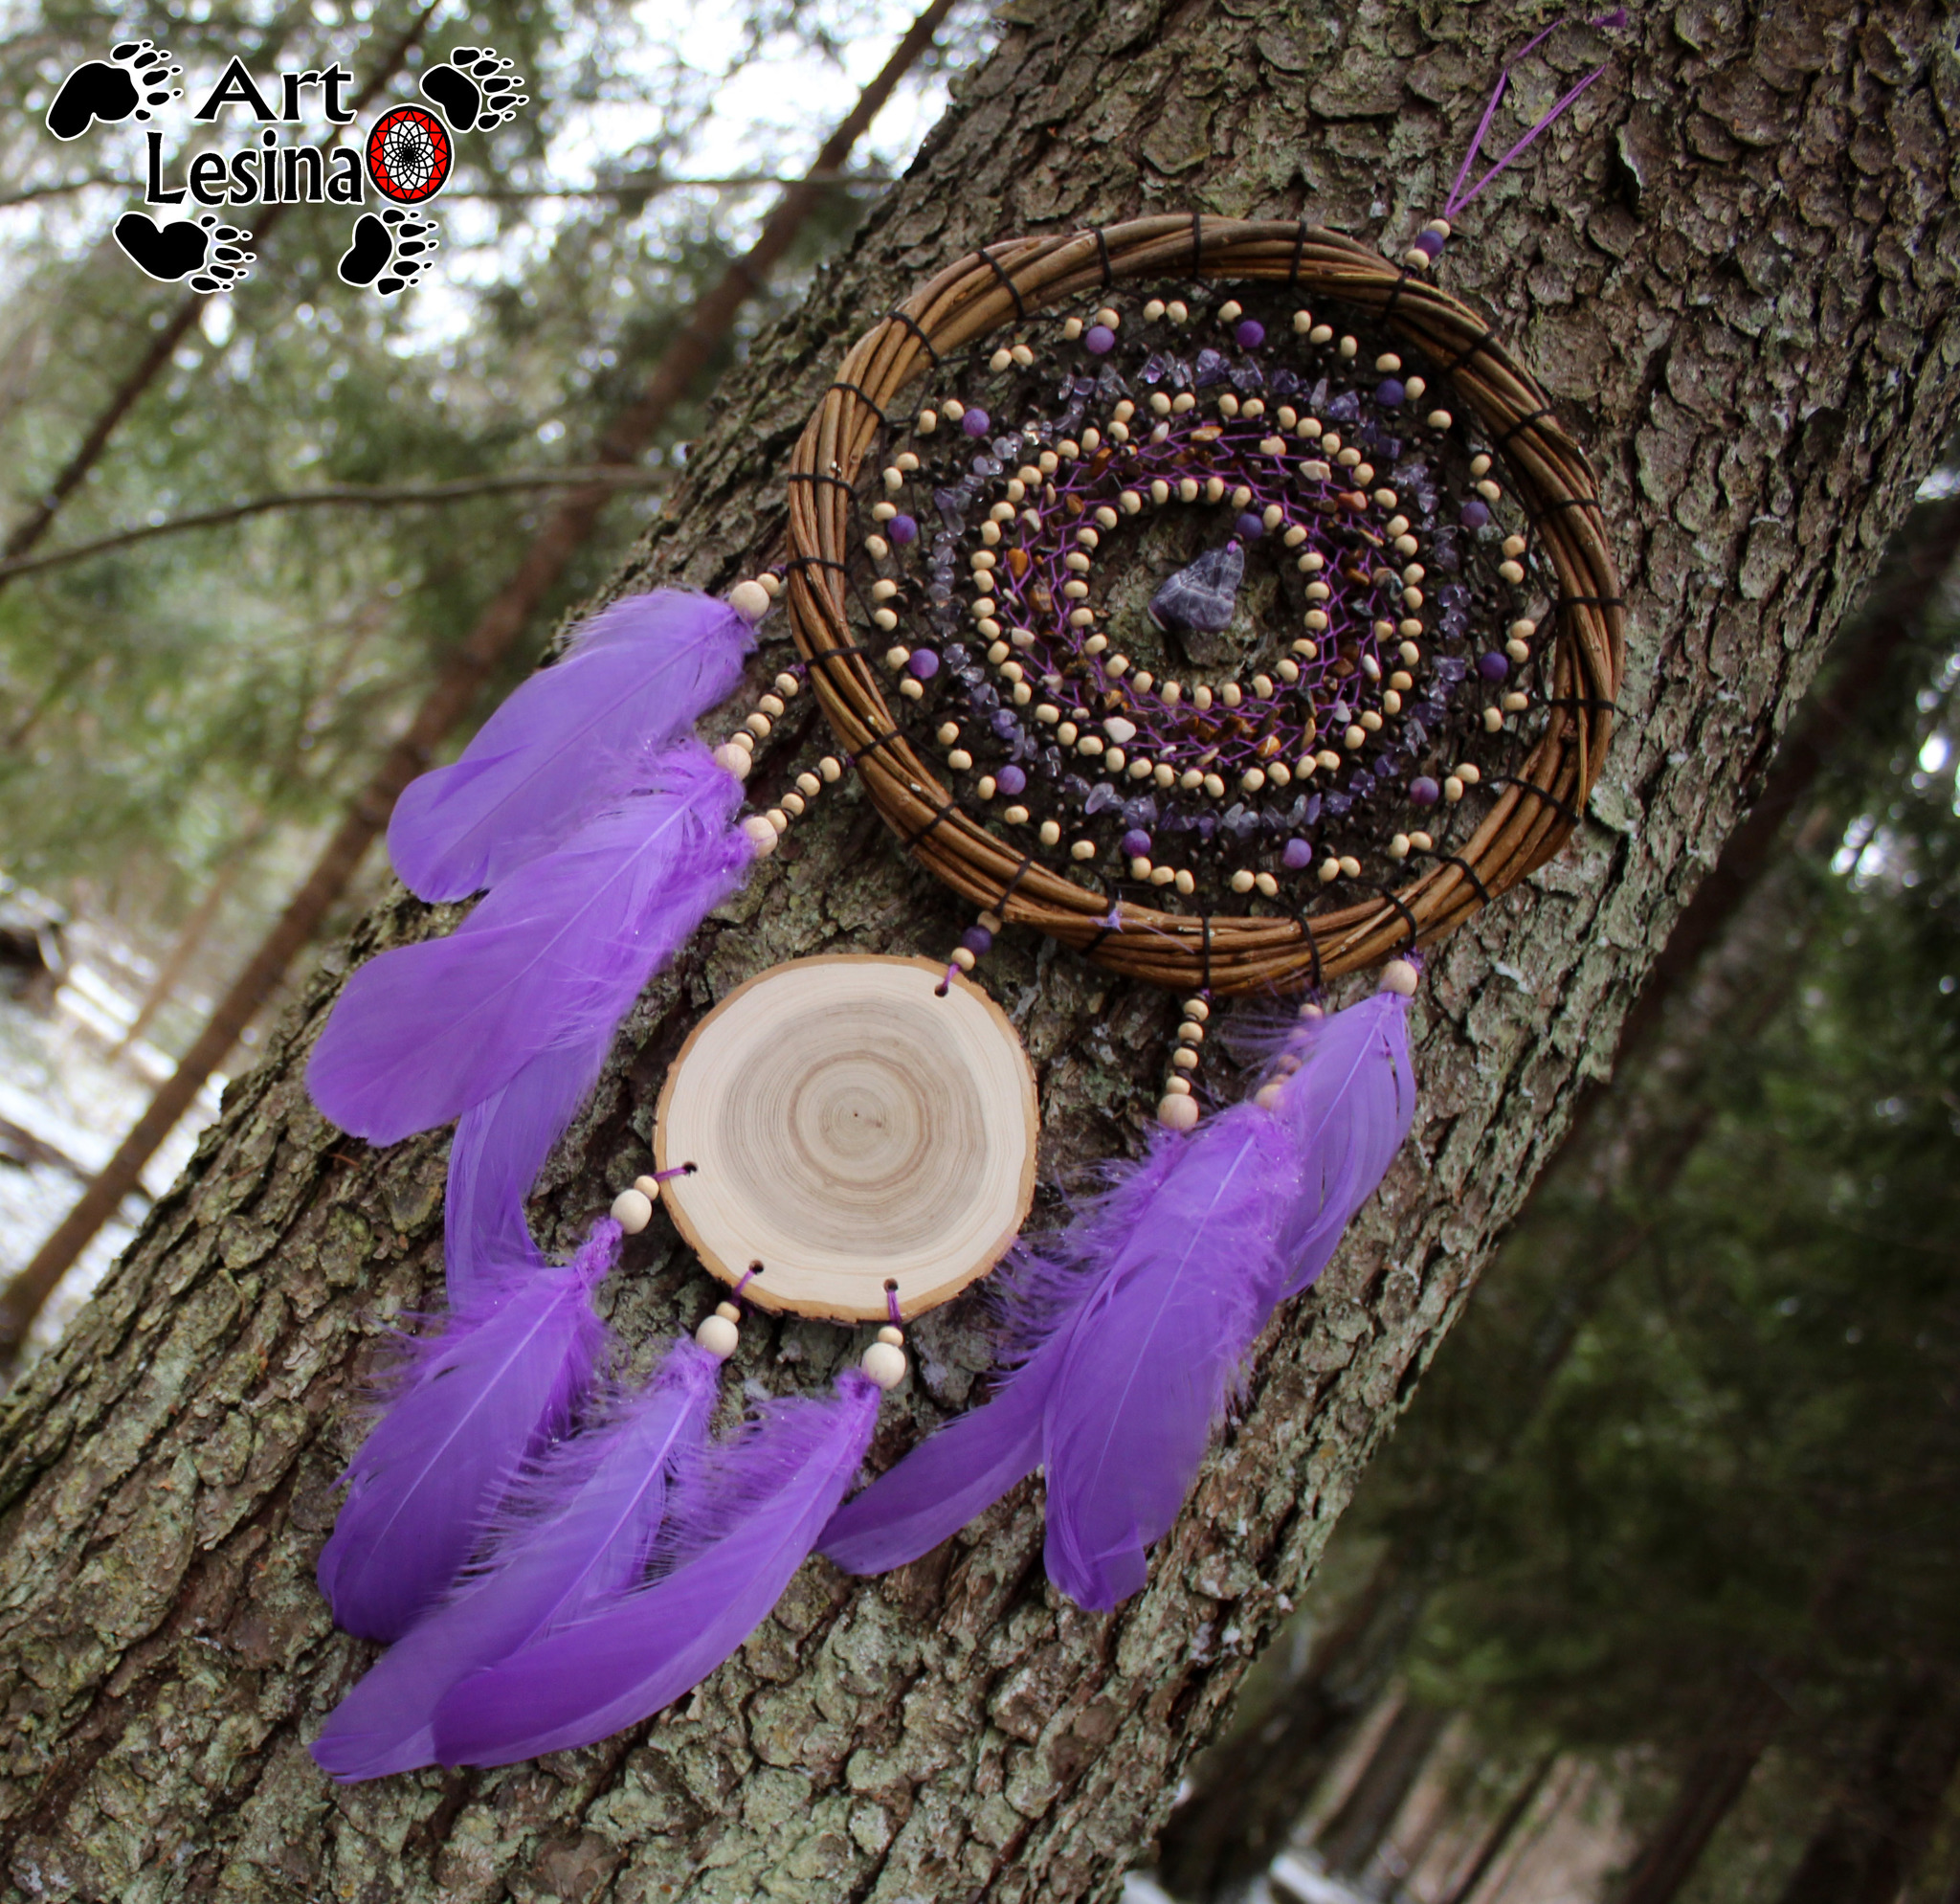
[1437,853,1494,907]
[1494,406,1556,455]
[994,850,1038,916]
[828,381,888,428]
[1288,219,1309,287]
[980,248,1028,323]
[850,726,907,767]
[1494,776,1581,827]
[1539,693,1620,715]
[900,799,959,851]
[1524,492,1605,523]
[1094,227,1114,289]
[884,306,941,368]
[1377,884,1421,951]
[1559,594,1625,615]
[1296,921,1325,991]
[786,470,856,499]
[1191,210,1204,275]
[802,641,878,689]
[1197,912,1214,994]
[1443,328,1503,375]
[782,552,852,579]
[1380,262,1413,325]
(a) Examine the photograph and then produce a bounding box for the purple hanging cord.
[1437,10,1629,228]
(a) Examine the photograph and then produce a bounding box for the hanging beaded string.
[1157,994,1209,1131]
[697,573,855,861]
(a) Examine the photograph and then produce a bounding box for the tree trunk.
[1316,1699,1450,1880]
[1437,1752,1559,1904]
[1154,1555,1418,1899]
[1612,1676,1786,1904]
[0,5,1954,1900]
[1776,1670,1960,1904]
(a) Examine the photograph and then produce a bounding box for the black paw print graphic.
[46,40,181,139]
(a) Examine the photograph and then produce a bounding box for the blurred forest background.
[0,6,1955,1904]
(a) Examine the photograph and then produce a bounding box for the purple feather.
[818,1350,1053,1576]
[309,741,752,1146]
[312,1338,719,1781]
[389,592,754,903]
[431,1372,880,1767]
[821,983,1416,1610]
[316,1221,617,1642]
[1267,992,1415,1300]
[1038,1116,1298,1607]
[443,1040,609,1304]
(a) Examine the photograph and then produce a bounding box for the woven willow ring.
[784,214,1625,996]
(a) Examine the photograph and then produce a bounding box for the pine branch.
[0,469,670,582]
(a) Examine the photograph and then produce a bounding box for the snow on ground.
[0,917,219,1364]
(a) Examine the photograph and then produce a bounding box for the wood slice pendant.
[654,955,1038,1323]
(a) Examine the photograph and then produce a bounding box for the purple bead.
[1460,499,1491,529]
[1084,324,1116,355]
[1414,229,1446,258]
[960,926,994,956]
[907,648,940,681]
[1478,650,1510,682]
[1236,511,1266,540]
[1121,828,1153,859]
[888,512,918,546]
[1235,319,1266,349]
[1410,775,1440,807]
[995,764,1027,795]
[1281,838,1314,870]
[1376,378,1406,409]
[962,407,991,437]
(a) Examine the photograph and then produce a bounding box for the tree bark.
[0,5,1955,1901]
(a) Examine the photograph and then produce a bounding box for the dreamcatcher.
[304,29,1625,1781]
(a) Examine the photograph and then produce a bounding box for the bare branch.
[0,468,670,582]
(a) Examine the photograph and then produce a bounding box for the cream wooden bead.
[611,1188,655,1234]
[727,580,771,623]
[696,1311,740,1358]
[1380,958,1419,997]
[877,1324,904,1347]
[713,743,751,779]
[741,815,779,855]
[1254,1081,1287,1109]
[634,1175,662,1202]
[1158,1093,1201,1130]
[861,1340,908,1390]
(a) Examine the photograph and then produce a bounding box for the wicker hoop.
[785,215,1624,997]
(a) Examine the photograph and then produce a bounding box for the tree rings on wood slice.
[655,955,1038,1323]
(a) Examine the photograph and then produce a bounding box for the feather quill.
[309,741,751,1146]
[389,592,754,903]
[822,981,1416,1609]
[432,1372,880,1767]
[316,1221,617,1643]
[312,1337,719,1781]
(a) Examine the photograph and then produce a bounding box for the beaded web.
[836,282,1551,924]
